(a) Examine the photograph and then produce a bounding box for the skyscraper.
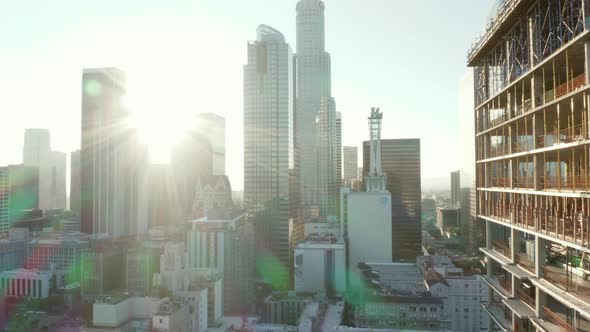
[49,151,67,210]
[363,138,421,261]
[70,150,81,214]
[336,111,342,187]
[295,0,338,218]
[23,129,65,210]
[450,170,460,207]
[243,25,294,287]
[170,118,213,222]
[343,146,358,183]
[80,68,147,237]
[195,113,226,176]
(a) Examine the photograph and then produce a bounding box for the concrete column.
[584,41,590,85]
[486,220,492,250]
[535,287,547,317]
[510,227,520,262]
[535,235,547,278]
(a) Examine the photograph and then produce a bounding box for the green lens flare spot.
[84,79,103,97]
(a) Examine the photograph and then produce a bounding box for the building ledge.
[481,303,513,332]
[478,187,590,198]
[480,275,513,299]
[481,247,513,265]
[530,317,564,332]
[478,215,590,255]
[502,298,535,318]
[477,139,590,163]
[530,278,590,320]
[501,263,535,280]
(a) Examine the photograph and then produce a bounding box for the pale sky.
[0,0,494,191]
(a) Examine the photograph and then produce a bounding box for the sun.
[124,92,193,164]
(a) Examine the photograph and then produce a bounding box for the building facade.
[363,138,421,262]
[80,67,147,237]
[187,212,255,314]
[470,1,590,330]
[70,150,81,214]
[294,241,345,294]
[243,24,294,284]
[0,165,39,233]
[26,232,89,287]
[295,0,338,218]
[195,113,226,176]
[342,146,358,183]
[451,170,460,207]
[0,269,51,298]
[23,129,66,211]
[336,111,342,188]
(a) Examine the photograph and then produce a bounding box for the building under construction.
[469,0,590,330]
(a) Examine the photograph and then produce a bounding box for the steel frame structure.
[475,0,586,106]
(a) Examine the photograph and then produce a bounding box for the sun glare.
[125,93,194,164]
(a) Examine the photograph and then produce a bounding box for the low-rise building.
[0,268,51,298]
[0,228,29,271]
[294,240,345,294]
[436,207,460,237]
[263,291,322,326]
[26,231,89,287]
[87,295,166,331]
[356,256,488,332]
[152,300,192,332]
[187,211,255,314]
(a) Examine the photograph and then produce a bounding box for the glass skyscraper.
[243,25,294,283]
[295,0,338,218]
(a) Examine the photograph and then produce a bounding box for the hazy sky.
[0,0,494,191]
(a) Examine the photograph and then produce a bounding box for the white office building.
[294,241,345,294]
[342,108,392,288]
[0,268,51,298]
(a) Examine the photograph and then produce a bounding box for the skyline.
[0,0,493,190]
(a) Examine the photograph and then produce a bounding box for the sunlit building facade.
[243,24,294,283]
[470,0,590,330]
[0,165,39,233]
[80,67,147,237]
[295,0,338,218]
[363,139,421,261]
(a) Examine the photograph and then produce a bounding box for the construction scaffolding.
[473,0,588,105]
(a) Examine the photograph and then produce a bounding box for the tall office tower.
[70,150,81,214]
[363,138,421,261]
[336,112,342,187]
[295,0,338,218]
[343,146,358,182]
[470,1,590,331]
[23,129,52,210]
[170,119,213,221]
[23,129,51,166]
[49,151,67,210]
[81,68,147,237]
[23,130,67,211]
[196,113,226,176]
[450,170,460,207]
[0,165,39,233]
[243,24,294,284]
